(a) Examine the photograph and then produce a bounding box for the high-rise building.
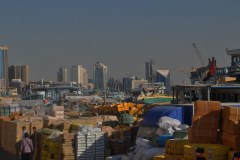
[69,65,88,87]
[93,62,108,90]
[8,65,29,86]
[21,65,29,85]
[146,59,157,82]
[146,62,150,81]
[57,67,68,82]
[156,70,171,94]
[0,46,8,94]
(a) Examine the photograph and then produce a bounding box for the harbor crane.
[192,43,205,66]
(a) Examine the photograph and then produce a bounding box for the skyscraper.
[93,62,108,90]
[0,46,8,94]
[156,70,171,94]
[8,65,29,85]
[146,62,150,81]
[69,65,88,87]
[146,59,157,82]
[57,67,68,82]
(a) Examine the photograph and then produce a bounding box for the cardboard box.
[192,116,220,129]
[223,119,240,135]
[223,106,240,121]
[194,101,221,117]
[188,127,218,144]
[222,132,240,150]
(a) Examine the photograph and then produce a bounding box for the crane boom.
[192,43,204,66]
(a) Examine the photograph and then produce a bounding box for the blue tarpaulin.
[141,106,184,127]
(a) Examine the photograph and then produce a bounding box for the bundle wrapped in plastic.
[158,116,181,130]
[133,138,152,160]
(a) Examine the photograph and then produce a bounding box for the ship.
[137,93,173,104]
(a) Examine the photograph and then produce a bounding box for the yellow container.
[165,139,190,155]
[153,154,183,160]
[184,143,230,160]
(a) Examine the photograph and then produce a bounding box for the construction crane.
[192,43,205,66]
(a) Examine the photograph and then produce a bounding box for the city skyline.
[1,1,240,84]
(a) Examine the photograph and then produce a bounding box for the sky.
[1,0,240,85]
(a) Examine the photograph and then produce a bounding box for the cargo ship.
[137,94,173,104]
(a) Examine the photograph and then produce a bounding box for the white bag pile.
[75,126,105,160]
[157,116,181,135]
[119,138,164,160]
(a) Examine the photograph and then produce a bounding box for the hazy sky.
[1,1,240,84]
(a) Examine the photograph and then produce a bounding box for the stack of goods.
[61,132,75,160]
[0,116,10,147]
[0,106,10,116]
[221,106,240,150]
[98,105,113,115]
[30,118,44,134]
[61,121,75,160]
[40,129,63,160]
[2,120,30,155]
[163,139,189,159]
[109,125,133,155]
[118,113,134,125]
[189,101,221,143]
[70,119,97,132]
[35,131,42,160]
[128,103,144,115]
[184,143,230,160]
[75,126,105,160]
[49,105,64,120]
[153,139,189,160]
[100,126,115,157]
[0,116,43,155]
[0,103,19,116]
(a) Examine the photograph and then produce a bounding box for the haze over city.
[1,0,240,84]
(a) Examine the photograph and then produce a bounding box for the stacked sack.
[188,101,221,143]
[75,126,105,160]
[221,106,240,151]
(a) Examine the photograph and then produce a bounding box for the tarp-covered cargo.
[141,106,183,127]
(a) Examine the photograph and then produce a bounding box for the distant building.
[123,76,148,93]
[215,49,240,79]
[9,79,25,94]
[21,65,29,85]
[146,59,157,82]
[108,77,115,91]
[93,62,108,90]
[0,46,8,94]
[8,65,29,86]
[156,70,171,94]
[69,65,88,87]
[57,67,68,82]
[108,78,122,92]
